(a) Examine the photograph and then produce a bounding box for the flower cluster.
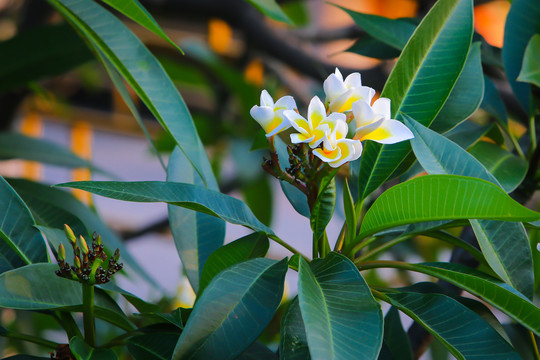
[250,68,414,168]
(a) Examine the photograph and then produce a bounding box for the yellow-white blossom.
[250,90,297,137]
[352,98,414,144]
[313,119,362,168]
[323,68,375,113]
[285,96,345,148]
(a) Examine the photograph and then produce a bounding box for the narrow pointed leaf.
[298,253,383,360]
[0,264,133,331]
[357,0,473,200]
[56,180,273,235]
[70,336,119,360]
[0,176,47,274]
[172,258,288,360]
[199,232,269,295]
[517,34,540,87]
[378,307,413,360]
[244,0,292,24]
[481,76,508,128]
[280,297,310,360]
[360,262,540,336]
[101,0,184,54]
[503,0,540,112]
[385,291,520,359]
[359,175,540,238]
[127,327,180,360]
[237,341,278,360]
[48,0,211,185]
[310,176,336,243]
[406,116,534,298]
[167,147,224,293]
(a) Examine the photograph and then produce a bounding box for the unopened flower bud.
[113,249,120,262]
[79,236,89,255]
[64,224,77,245]
[58,244,66,262]
[74,256,82,269]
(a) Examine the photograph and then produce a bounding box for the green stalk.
[56,311,82,339]
[529,113,537,156]
[530,330,540,360]
[82,283,96,346]
[3,331,58,349]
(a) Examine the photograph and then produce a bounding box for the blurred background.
[0,0,514,358]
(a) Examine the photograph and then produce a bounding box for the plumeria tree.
[0,0,539,359]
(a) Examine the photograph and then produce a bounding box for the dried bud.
[58,244,66,262]
[64,224,77,245]
[79,236,89,255]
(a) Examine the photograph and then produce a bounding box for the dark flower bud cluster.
[55,225,123,285]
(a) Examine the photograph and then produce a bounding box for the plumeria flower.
[285,96,345,148]
[323,68,376,113]
[313,119,362,168]
[250,90,297,137]
[352,98,414,144]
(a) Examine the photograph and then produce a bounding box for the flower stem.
[530,330,540,360]
[82,283,96,347]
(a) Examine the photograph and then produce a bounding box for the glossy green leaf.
[0,133,112,176]
[48,0,211,186]
[481,76,508,128]
[244,0,292,24]
[384,291,520,359]
[199,232,269,295]
[503,0,540,112]
[0,264,133,331]
[167,147,224,294]
[406,116,534,298]
[101,0,184,54]
[243,177,273,226]
[298,253,383,360]
[36,226,76,265]
[99,282,159,314]
[359,175,540,238]
[346,36,402,60]
[57,180,273,235]
[342,8,415,50]
[127,326,180,360]
[0,175,47,274]
[445,121,491,150]
[518,34,540,87]
[0,23,92,93]
[468,141,527,193]
[172,258,288,360]
[280,297,310,360]
[237,341,278,360]
[357,0,473,200]
[8,179,152,287]
[70,336,118,360]
[430,42,484,133]
[310,176,336,243]
[378,307,413,360]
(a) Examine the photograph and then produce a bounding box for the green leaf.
[430,42,484,133]
[406,116,534,298]
[0,175,47,273]
[70,336,118,360]
[357,0,473,200]
[0,23,92,93]
[468,141,527,193]
[343,179,356,248]
[236,341,278,360]
[167,147,224,294]
[172,258,288,360]
[0,133,112,176]
[310,175,336,243]
[378,307,413,360]
[384,291,520,359]
[0,264,134,331]
[36,226,76,265]
[365,262,540,336]
[359,175,540,238]
[341,9,415,50]
[243,177,273,226]
[298,253,383,360]
[346,37,402,60]
[281,181,310,218]
[56,180,273,235]
[445,121,491,150]
[101,0,184,54]
[8,179,153,288]
[503,0,540,112]
[127,326,180,360]
[280,297,310,360]
[244,0,292,24]
[518,34,540,87]
[481,76,508,128]
[48,0,212,186]
[199,232,269,295]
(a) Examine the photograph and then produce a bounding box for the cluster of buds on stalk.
[55,224,123,285]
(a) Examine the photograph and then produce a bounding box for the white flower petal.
[308,96,326,127]
[351,140,363,161]
[329,139,357,167]
[323,73,347,103]
[344,72,362,89]
[334,68,344,82]
[354,117,384,140]
[362,119,414,144]
[313,147,342,163]
[275,95,297,111]
[266,120,291,137]
[284,110,310,136]
[352,99,379,127]
[291,133,315,144]
[250,105,274,124]
[372,97,391,118]
[260,90,274,107]
[334,119,349,140]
